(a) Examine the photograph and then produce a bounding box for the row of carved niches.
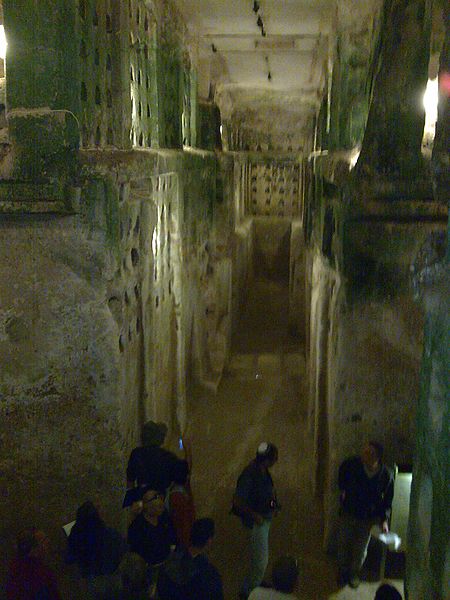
[182,66,192,147]
[111,182,144,355]
[79,0,119,148]
[152,174,178,312]
[248,163,301,217]
[112,174,178,356]
[130,0,157,148]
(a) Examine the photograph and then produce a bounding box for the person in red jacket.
[6,528,61,600]
[166,458,196,548]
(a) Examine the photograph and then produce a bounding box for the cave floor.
[189,277,404,600]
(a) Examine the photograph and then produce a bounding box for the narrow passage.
[189,276,403,599]
[189,276,335,599]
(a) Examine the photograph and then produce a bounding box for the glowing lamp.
[422,78,439,148]
[0,26,7,60]
[423,78,438,122]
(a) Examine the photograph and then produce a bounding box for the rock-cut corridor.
[0,1,447,598]
[189,276,404,599]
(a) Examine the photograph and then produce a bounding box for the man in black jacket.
[157,518,223,600]
[126,421,179,492]
[233,442,279,599]
[337,441,394,589]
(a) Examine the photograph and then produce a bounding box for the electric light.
[0,26,7,60]
[422,78,438,147]
[423,78,438,123]
[349,148,360,170]
[152,228,158,256]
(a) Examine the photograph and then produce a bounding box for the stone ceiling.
[173,0,383,145]
[175,0,336,125]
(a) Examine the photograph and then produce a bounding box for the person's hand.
[382,520,389,533]
[131,500,143,516]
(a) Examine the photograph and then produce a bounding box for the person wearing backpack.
[232,442,280,599]
[157,518,223,600]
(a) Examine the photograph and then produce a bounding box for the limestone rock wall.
[302,150,447,547]
[0,214,124,541]
[405,234,449,598]
[305,213,446,545]
[231,159,254,335]
[0,0,239,555]
[0,148,236,553]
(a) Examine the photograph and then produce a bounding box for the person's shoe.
[348,574,361,589]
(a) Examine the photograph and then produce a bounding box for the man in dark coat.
[337,441,394,589]
[126,421,179,493]
[127,488,176,567]
[157,518,223,600]
[233,442,279,599]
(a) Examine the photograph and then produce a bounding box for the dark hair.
[68,501,106,572]
[17,528,38,557]
[369,441,384,462]
[139,485,165,500]
[75,501,104,529]
[190,518,215,548]
[375,583,402,600]
[255,442,278,464]
[172,459,189,485]
[141,421,167,447]
[272,555,299,593]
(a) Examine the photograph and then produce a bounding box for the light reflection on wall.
[0,26,6,60]
[422,78,438,151]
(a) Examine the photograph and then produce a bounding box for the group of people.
[5,420,401,600]
[231,439,397,598]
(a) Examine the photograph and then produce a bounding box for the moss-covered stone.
[407,252,450,599]
[356,0,432,181]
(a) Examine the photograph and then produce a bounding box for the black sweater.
[338,456,394,521]
[128,512,176,566]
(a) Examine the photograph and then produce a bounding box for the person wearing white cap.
[232,442,280,599]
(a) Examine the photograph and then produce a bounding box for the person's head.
[190,518,215,551]
[362,441,383,471]
[16,528,49,560]
[75,500,104,531]
[141,488,165,518]
[119,552,148,593]
[255,442,278,468]
[141,420,167,447]
[172,459,189,486]
[375,583,402,600]
[272,555,299,594]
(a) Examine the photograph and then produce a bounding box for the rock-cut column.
[355,0,432,183]
[3,0,79,182]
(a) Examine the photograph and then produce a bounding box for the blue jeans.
[241,519,271,597]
